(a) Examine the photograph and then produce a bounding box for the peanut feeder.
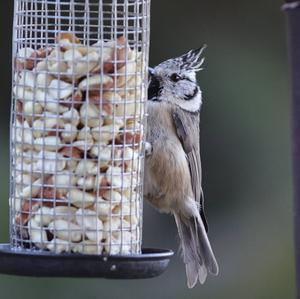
[10,0,149,256]
[0,0,173,279]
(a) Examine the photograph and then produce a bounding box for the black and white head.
[148,45,206,112]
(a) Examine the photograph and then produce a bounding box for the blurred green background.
[0,0,295,298]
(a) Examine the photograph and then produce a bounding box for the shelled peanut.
[11,33,145,255]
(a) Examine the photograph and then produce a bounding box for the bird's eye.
[170,73,182,82]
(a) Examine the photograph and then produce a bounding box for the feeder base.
[0,244,173,279]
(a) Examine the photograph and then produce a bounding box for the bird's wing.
[172,107,208,232]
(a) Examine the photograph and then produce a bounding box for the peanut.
[77,176,95,191]
[50,206,77,222]
[72,241,101,254]
[75,160,98,176]
[80,103,103,128]
[33,151,66,173]
[75,209,103,242]
[28,218,48,249]
[62,107,80,126]
[67,189,96,208]
[34,207,53,226]
[47,238,71,253]
[61,123,78,143]
[91,124,120,143]
[48,79,73,99]
[34,136,62,152]
[48,219,82,242]
[78,74,113,91]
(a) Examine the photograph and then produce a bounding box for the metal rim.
[0,243,174,279]
[0,243,174,259]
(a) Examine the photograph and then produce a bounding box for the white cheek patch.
[161,84,202,112]
[173,91,202,112]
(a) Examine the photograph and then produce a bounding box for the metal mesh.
[10,0,150,255]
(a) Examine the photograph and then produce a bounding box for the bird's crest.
[155,45,207,75]
[178,45,207,72]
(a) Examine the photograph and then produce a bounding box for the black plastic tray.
[0,244,173,279]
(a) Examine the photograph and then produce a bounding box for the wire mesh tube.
[10,0,150,255]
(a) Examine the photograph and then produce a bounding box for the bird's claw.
[145,142,153,156]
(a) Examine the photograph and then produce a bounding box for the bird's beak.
[148,67,155,78]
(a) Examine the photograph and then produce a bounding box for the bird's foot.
[145,142,153,156]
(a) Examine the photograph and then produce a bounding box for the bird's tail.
[174,212,219,288]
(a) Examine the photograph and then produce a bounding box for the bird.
[144,46,219,288]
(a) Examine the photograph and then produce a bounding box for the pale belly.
[144,102,192,213]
